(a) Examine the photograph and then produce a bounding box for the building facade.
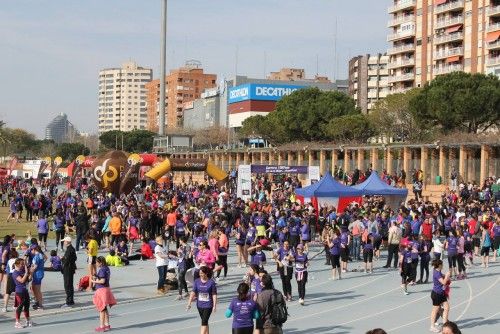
[387,0,500,93]
[183,88,222,130]
[44,113,77,144]
[98,61,152,134]
[349,54,390,113]
[145,61,217,132]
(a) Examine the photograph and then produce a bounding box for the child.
[363,234,374,274]
[91,256,116,332]
[105,249,124,267]
[12,258,32,328]
[44,250,62,272]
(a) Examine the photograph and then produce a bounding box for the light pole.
[158,0,167,136]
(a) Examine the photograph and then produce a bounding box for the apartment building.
[145,61,216,132]
[387,0,500,93]
[268,67,332,82]
[348,54,390,113]
[98,61,152,134]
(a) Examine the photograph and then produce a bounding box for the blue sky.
[0,0,389,137]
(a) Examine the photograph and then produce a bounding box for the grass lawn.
[0,206,57,240]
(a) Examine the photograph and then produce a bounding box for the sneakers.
[1,307,7,313]
[183,292,190,298]
[157,288,166,295]
[341,269,347,273]
[60,303,73,309]
[175,295,183,301]
[298,298,304,305]
[104,325,111,331]
[95,327,106,332]
[15,322,24,329]
[429,326,440,332]
[25,320,33,327]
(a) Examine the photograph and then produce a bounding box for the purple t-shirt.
[193,278,217,309]
[330,238,341,256]
[432,269,444,294]
[300,224,310,240]
[493,225,500,238]
[447,236,458,255]
[249,276,262,299]
[340,232,348,247]
[50,256,62,270]
[250,251,266,267]
[95,266,110,289]
[37,218,49,234]
[229,297,257,328]
[294,253,308,272]
[12,270,27,293]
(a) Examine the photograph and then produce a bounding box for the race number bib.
[198,292,210,302]
[296,262,305,269]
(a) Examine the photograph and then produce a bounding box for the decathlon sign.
[228,83,306,104]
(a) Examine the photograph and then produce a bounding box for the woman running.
[399,242,412,295]
[294,244,308,305]
[91,256,117,332]
[429,259,450,333]
[12,258,32,328]
[245,264,261,301]
[443,230,458,279]
[187,266,217,334]
[274,240,294,301]
[225,282,260,334]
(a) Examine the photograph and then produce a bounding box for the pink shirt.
[208,238,220,259]
[196,249,215,268]
[457,236,465,254]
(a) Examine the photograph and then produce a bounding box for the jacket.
[62,244,77,274]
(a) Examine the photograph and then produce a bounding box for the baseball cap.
[63,236,72,243]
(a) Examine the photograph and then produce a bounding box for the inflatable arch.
[144,157,228,183]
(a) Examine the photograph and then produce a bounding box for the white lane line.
[455,277,473,321]
[388,276,500,332]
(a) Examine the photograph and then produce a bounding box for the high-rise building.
[145,61,217,132]
[98,61,152,134]
[267,68,332,83]
[387,0,500,93]
[349,54,390,113]
[45,113,78,144]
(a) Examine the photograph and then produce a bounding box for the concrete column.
[386,148,393,174]
[277,152,282,165]
[403,147,410,184]
[371,148,378,172]
[308,151,314,167]
[319,150,326,176]
[430,149,437,184]
[269,151,274,165]
[227,153,232,170]
[420,147,428,184]
[297,151,304,166]
[458,145,465,181]
[357,149,364,170]
[250,152,256,165]
[236,153,241,166]
[439,147,445,183]
[343,149,349,173]
[260,152,264,165]
[480,145,488,183]
[287,152,293,166]
[331,149,338,175]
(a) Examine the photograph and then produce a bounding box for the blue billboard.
[228,83,306,104]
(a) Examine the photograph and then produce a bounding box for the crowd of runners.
[0,171,498,333]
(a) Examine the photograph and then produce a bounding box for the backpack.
[269,289,288,326]
[77,275,90,291]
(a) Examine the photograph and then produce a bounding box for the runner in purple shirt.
[328,230,342,280]
[429,259,451,333]
[36,214,49,251]
[225,283,260,334]
[294,244,309,305]
[187,266,218,333]
[300,220,311,253]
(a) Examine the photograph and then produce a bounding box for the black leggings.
[216,255,228,278]
[232,327,254,334]
[457,253,466,273]
[296,271,308,300]
[410,259,419,282]
[278,265,293,297]
[178,269,188,295]
[197,307,212,326]
[420,255,430,281]
[448,254,457,269]
[15,291,30,321]
[56,230,65,249]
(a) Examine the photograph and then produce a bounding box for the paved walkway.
[0,241,498,333]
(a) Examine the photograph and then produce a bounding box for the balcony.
[388,58,415,69]
[487,39,500,50]
[435,0,465,15]
[387,29,416,41]
[433,63,464,75]
[433,47,464,60]
[486,56,500,66]
[487,22,500,32]
[387,15,415,27]
[388,73,415,83]
[388,0,416,13]
[488,5,500,17]
[387,43,416,55]
[435,16,464,29]
[434,32,464,45]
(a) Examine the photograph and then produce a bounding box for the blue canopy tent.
[295,173,363,211]
[352,171,408,208]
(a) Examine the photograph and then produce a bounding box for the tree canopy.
[409,72,500,134]
[99,129,156,152]
[240,87,367,144]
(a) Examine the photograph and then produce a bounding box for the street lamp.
[158,0,167,136]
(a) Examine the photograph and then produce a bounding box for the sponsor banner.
[237,164,252,201]
[308,166,320,183]
[170,158,207,172]
[228,83,306,104]
[250,165,309,174]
